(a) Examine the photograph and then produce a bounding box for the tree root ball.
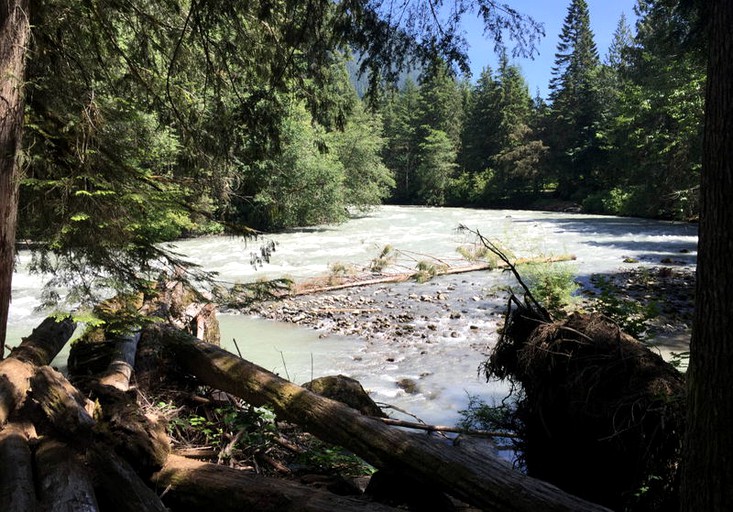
[486,310,685,511]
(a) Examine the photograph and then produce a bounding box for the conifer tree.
[547,0,601,199]
[382,79,422,202]
[604,0,704,219]
[461,67,502,176]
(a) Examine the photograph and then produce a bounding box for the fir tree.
[547,0,602,200]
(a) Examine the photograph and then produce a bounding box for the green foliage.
[588,274,660,339]
[331,102,395,210]
[162,401,278,461]
[253,101,347,229]
[295,439,375,478]
[546,0,603,199]
[369,245,396,273]
[381,79,423,203]
[457,394,515,434]
[581,187,631,215]
[521,262,579,316]
[456,244,490,263]
[413,260,447,283]
[415,128,457,206]
[224,278,293,308]
[460,67,502,176]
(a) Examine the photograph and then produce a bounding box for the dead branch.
[376,417,520,438]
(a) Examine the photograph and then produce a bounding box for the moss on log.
[158,324,610,512]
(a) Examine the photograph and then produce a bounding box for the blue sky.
[463,0,638,99]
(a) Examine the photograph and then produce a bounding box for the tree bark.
[99,332,140,391]
[681,1,733,510]
[0,0,30,354]
[153,454,399,512]
[0,422,36,512]
[30,365,96,438]
[159,325,610,512]
[35,439,100,512]
[86,444,168,512]
[0,316,76,424]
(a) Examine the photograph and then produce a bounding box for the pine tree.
[381,79,422,202]
[484,55,547,202]
[603,0,704,219]
[547,0,602,200]
[415,128,457,206]
[460,67,502,175]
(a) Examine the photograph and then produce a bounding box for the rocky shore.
[243,265,695,363]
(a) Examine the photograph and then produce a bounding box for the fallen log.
[86,443,168,512]
[31,365,96,439]
[0,316,76,424]
[9,315,77,367]
[98,332,141,392]
[36,439,99,512]
[152,454,398,512]
[159,325,610,512]
[0,422,36,512]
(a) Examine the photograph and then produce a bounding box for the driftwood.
[158,325,610,512]
[292,254,576,296]
[153,454,398,512]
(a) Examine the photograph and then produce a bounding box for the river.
[7,205,698,427]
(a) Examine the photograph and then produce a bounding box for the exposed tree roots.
[486,302,686,511]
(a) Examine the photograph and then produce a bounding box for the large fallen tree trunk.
[153,454,398,512]
[0,422,36,512]
[0,316,76,424]
[158,325,610,512]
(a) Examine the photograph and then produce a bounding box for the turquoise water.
[8,205,697,424]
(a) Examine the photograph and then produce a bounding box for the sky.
[463,0,638,99]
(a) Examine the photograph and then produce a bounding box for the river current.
[7,205,698,426]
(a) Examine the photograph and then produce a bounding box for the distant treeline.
[378,0,703,220]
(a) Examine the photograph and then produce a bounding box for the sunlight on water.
[8,205,697,425]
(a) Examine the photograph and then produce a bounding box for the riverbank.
[242,264,694,368]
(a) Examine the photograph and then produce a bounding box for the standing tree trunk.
[681,1,733,510]
[0,0,30,355]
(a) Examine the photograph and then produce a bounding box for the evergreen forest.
[17,0,704,259]
[2,0,733,510]
[7,1,705,313]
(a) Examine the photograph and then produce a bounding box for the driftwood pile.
[0,277,612,512]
